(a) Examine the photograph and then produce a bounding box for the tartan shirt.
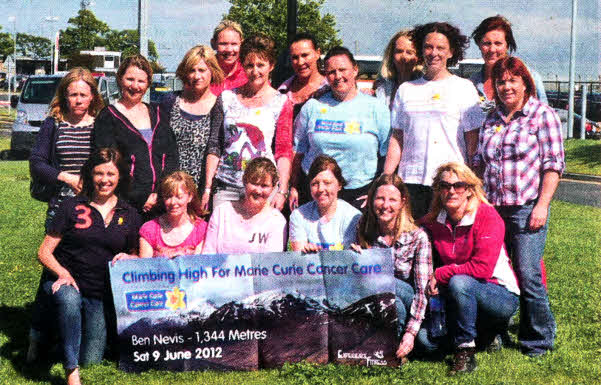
[374,228,432,336]
[475,97,565,206]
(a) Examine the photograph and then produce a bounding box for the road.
[554,179,601,208]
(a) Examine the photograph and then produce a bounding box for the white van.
[10,74,64,158]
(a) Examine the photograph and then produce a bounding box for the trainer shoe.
[449,347,477,375]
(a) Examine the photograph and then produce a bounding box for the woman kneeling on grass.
[203,157,287,254]
[36,148,141,385]
[353,173,432,363]
[421,162,520,375]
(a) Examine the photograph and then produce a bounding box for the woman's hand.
[200,190,211,212]
[301,243,322,254]
[350,243,363,254]
[111,252,138,265]
[143,193,158,212]
[58,172,82,194]
[529,202,549,231]
[428,276,439,296]
[51,273,79,294]
[271,192,286,211]
[396,332,415,359]
[288,187,299,211]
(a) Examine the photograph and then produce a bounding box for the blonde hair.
[49,67,104,121]
[428,162,490,220]
[176,45,224,86]
[357,174,417,248]
[159,171,204,220]
[379,29,421,81]
[211,20,244,47]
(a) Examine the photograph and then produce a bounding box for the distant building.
[78,47,121,75]
[0,55,67,75]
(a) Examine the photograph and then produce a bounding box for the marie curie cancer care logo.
[125,287,187,312]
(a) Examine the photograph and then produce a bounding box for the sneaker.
[449,347,477,375]
[486,334,503,353]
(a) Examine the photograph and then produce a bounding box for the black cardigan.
[93,103,178,212]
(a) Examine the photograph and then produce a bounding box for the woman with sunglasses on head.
[475,56,563,358]
[422,162,519,375]
[383,22,485,220]
[354,173,432,363]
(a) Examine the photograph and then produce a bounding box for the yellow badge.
[165,287,186,311]
[345,121,361,134]
[118,217,124,225]
[432,93,441,100]
[320,107,328,114]
[495,125,503,133]
[255,109,261,115]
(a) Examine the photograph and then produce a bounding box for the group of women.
[27,15,563,383]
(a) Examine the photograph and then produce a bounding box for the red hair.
[491,56,537,107]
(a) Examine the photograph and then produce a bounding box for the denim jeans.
[496,202,556,354]
[446,275,519,347]
[395,279,415,336]
[42,280,106,370]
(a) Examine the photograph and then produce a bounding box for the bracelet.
[277,190,289,198]
[204,187,212,193]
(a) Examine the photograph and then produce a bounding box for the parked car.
[554,108,600,140]
[9,74,64,158]
[96,76,120,106]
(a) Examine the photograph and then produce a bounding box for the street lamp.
[7,16,16,115]
[44,16,59,74]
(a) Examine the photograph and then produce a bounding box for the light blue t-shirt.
[294,91,391,189]
[288,199,361,250]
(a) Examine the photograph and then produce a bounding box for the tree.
[0,26,14,60]
[223,0,342,54]
[16,33,51,59]
[105,29,159,62]
[60,9,109,58]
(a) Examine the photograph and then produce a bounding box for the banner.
[109,249,399,372]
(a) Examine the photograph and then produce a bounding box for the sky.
[0,0,599,80]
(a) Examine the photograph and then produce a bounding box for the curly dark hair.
[411,22,469,67]
[240,34,277,65]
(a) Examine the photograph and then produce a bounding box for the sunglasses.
[438,181,470,192]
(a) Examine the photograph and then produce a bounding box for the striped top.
[56,121,93,175]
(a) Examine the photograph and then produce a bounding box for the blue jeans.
[496,202,556,354]
[447,275,519,347]
[395,279,415,336]
[42,280,106,370]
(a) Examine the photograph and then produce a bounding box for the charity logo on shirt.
[317,242,344,251]
[314,119,362,134]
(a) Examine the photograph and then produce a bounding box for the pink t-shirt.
[202,201,287,255]
[139,217,208,258]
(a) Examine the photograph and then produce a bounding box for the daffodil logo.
[495,125,503,133]
[118,217,124,225]
[165,287,186,311]
[432,93,441,101]
[320,107,328,114]
[255,109,261,115]
[345,121,361,134]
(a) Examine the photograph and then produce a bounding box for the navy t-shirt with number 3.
[46,195,142,299]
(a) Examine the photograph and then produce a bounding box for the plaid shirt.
[374,228,432,336]
[476,97,565,206]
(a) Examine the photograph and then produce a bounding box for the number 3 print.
[74,205,93,229]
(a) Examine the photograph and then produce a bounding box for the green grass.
[0,137,8,153]
[1,159,601,384]
[564,139,601,176]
